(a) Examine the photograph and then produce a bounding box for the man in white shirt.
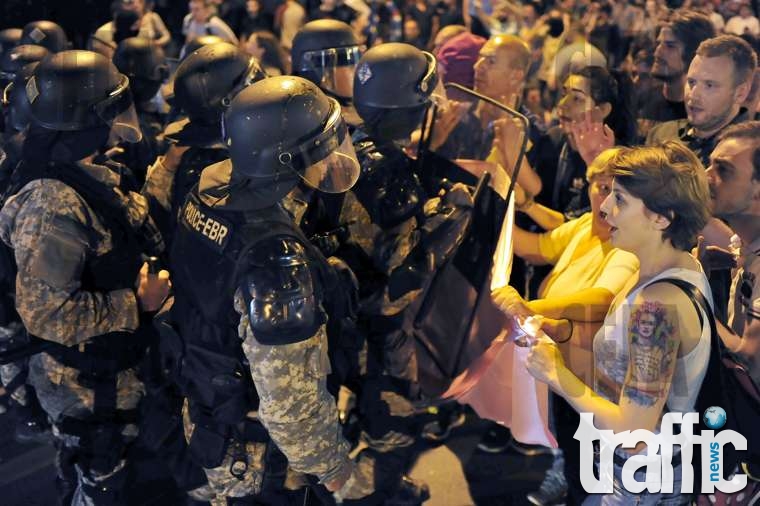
[725,4,760,36]
[182,0,238,53]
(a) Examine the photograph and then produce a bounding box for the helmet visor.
[222,57,266,106]
[300,133,360,193]
[92,75,142,143]
[281,100,360,193]
[300,46,362,99]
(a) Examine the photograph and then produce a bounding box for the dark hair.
[696,35,758,87]
[610,141,711,251]
[718,121,760,180]
[250,30,289,75]
[663,9,716,69]
[575,66,637,146]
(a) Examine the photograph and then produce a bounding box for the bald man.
[474,34,531,108]
[434,34,544,196]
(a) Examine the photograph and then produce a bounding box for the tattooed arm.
[526,282,700,434]
[618,286,684,434]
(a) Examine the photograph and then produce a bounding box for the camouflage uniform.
[165,161,355,504]
[0,159,173,505]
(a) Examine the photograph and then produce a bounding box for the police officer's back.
[0,50,171,504]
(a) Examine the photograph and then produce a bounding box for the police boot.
[385,475,430,505]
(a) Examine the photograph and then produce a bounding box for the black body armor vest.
[167,189,336,467]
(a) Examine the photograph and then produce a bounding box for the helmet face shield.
[279,99,360,193]
[92,75,142,143]
[300,133,360,193]
[221,57,266,106]
[300,46,361,99]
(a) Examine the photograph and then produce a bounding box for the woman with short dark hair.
[526,141,714,505]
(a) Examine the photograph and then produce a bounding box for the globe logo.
[703,406,727,430]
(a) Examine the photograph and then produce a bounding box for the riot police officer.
[112,37,170,184]
[0,61,50,443]
[19,20,68,53]
[0,50,171,505]
[164,75,364,504]
[162,42,266,240]
[331,42,473,504]
[1,45,50,179]
[160,34,227,120]
[292,19,362,124]
[288,22,364,392]
[289,19,363,237]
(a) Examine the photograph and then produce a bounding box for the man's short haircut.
[718,121,760,180]
[696,35,758,88]
[663,9,716,68]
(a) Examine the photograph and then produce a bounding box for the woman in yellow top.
[495,148,639,380]
[483,149,640,505]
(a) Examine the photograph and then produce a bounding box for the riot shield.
[407,84,530,396]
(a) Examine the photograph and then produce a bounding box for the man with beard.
[648,34,757,324]
[638,9,714,138]
[647,35,756,169]
[704,121,760,492]
[706,122,760,385]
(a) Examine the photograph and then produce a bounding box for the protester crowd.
[0,0,760,505]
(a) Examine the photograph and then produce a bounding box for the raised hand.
[569,115,615,166]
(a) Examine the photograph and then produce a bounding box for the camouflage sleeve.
[141,155,175,211]
[235,288,353,483]
[6,181,140,345]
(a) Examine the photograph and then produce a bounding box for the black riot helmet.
[353,43,443,142]
[1,44,50,85]
[291,20,361,102]
[26,50,142,143]
[2,62,39,133]
[223,76,360,196]
[113,37,168,105]
[20,21,68,53]
[0,29,22,58]
[173,42,265,124]
[181,35,226,60]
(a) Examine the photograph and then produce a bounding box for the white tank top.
[592,267,713,413]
